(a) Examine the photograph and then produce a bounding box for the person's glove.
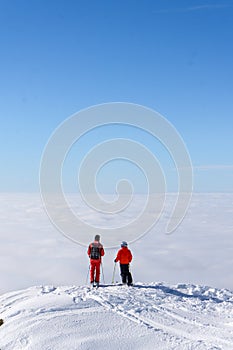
[114,259,117,263]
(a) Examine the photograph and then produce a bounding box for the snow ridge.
[1,283,233,349]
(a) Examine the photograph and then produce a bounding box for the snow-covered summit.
[1,282,233,349]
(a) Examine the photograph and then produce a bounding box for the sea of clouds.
[1,193,233,294]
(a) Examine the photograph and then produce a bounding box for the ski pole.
[112,262,116,284]
[101,262,105,284]
[85,264,90,285]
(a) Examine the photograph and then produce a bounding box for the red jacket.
[115,247,132,264]
[87,241,104,262]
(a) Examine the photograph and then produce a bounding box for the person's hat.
[121,241,128,247]
[95,234,100,241]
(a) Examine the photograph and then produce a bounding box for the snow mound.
[1,283,233,349]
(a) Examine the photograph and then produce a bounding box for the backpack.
[90,243,101,260]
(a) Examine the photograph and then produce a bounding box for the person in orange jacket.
[87,234,105,287]
[114,241,133,286]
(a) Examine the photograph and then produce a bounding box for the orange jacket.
[115,247,132,264]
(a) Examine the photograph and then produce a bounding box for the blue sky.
[0,0,233,192]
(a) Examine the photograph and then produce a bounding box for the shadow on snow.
[100,283,229,304]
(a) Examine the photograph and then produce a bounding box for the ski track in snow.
[1,283,233,349]
[86,284,233,349]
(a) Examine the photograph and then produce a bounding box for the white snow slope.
[1,283,233,350]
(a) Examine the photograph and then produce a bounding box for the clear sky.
[0,0,233,192]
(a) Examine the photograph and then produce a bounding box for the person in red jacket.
[87,234,105,287]
[114,241,133,286]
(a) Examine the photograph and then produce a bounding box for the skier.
[114,241,133,286]
[87,234,105,287]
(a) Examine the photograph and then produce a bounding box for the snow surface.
[1,282,233,349]
[1,193,233,348]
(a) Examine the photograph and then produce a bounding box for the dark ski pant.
[120,264,133,285]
